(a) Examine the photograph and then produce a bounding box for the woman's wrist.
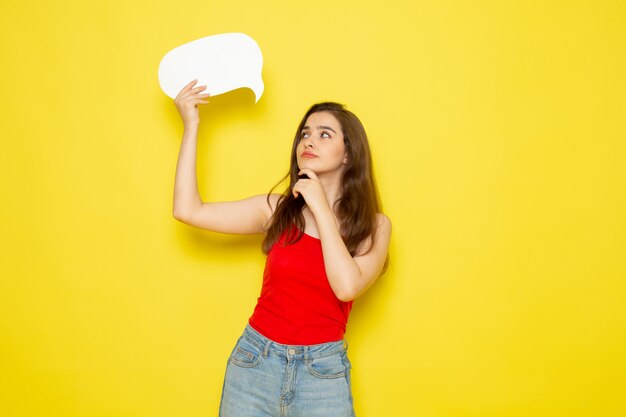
[183,122,199,131]
[310,204,334,225]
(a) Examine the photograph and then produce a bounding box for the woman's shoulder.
[373,213,392,243]
[375,212,392,233]
[260,193,284,224]
[267,193,283,211]
[241,193,283,231]
[353,213,391,256]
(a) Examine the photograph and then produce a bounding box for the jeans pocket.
[307,351,351,379]
[228,338,262,368]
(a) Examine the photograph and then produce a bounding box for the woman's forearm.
[172,124,203,219]
[314,206,363,301]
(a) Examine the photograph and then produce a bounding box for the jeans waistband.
[243,324,347,359]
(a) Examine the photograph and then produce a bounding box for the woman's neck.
[318,173,343,210]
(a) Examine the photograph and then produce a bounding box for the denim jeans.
[219,324,356,417]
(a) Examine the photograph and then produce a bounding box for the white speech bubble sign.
[158,33,264,103]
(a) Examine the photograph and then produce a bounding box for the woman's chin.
[297,163,317,172]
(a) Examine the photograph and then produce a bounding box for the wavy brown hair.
[262,102,386,270]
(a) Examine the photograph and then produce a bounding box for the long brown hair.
[262,102,385,264]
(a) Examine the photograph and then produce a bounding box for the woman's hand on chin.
[292,169,330,215]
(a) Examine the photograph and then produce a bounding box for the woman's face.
[296,111,348,176]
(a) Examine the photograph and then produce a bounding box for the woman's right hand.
[174,79,211,127]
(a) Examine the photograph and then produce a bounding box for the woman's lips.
[301,152,317,158]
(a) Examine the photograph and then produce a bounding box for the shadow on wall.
[176,225,266,254]
[160,72,273,134]
[346,238,397,345]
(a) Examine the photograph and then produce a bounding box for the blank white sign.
[158,33,264,103]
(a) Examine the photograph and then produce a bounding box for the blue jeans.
[219,324,356,417]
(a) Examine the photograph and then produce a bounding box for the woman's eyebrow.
[302,125,337,133]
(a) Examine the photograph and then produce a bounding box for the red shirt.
[248,224,353,345]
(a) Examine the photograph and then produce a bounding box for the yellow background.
[1,0,625,416]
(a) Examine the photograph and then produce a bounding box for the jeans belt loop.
[263,340,271,358]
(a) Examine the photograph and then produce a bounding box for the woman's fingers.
[176,80,208,99]
[176,89,210,103]
[191,85,207,92]
[292,179,311,198]
[173,80,211,125]
[298,169,318,180]
[292,182,301,198]
[182,89,209,100]
[178,79,197,95]
[183,79,197,87]
[186,96,209,105]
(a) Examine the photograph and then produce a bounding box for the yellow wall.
[1,1,625,416]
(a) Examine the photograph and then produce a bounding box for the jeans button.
[288,348,296,355]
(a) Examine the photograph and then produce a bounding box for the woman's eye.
[301,132,309,138]
[321,132,330,138]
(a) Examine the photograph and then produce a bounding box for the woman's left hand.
[292,169,330,215]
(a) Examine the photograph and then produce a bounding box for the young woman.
[172,79,391,417]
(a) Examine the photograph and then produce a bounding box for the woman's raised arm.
[171,79,277,234]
